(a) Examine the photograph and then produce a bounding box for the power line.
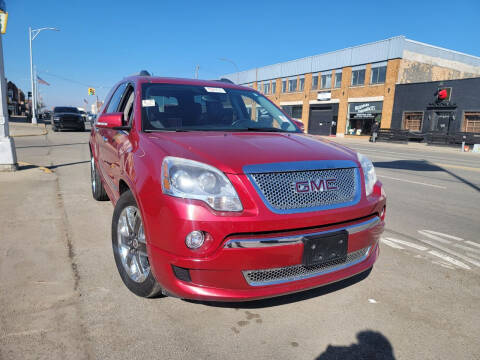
[37,69,110,89]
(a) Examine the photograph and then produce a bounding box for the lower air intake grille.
[243,247,370,286]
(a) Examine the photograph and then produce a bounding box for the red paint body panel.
[90,76,386,301]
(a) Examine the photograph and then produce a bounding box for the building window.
[272,81,276,94]
[334,71,342,88]
[463,112,480,133]
[351,68,366,86]
[312,74,318,90]
[371,63,387,84]
[282,79,287,93]
[402,112,424,131]
[282,105,303,119]
[298,76,305,92]
[288,77,297,92]
[264,82,270,95]
[320,73,332,89]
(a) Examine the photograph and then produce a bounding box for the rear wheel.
[90,155,109,201]
[112,190,163,298]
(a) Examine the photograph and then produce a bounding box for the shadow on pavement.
[187,268,372,309]
[17,160,89,171]
[49,160,89,170]
[374,159,480,192]
[315,330,395,360]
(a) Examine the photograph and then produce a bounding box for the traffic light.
[0,11,8,34]
[88,87,96,96]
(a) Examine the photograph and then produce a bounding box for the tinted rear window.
[54,107,78,113]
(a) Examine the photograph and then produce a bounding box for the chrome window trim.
[224,216,380,248]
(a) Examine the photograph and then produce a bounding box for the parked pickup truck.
[51,106,85,132]
[89,73,386,301]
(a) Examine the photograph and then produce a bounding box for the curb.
[11,124,49,138]
[17,161,54,174]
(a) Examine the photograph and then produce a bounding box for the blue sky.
[3,0,479,109]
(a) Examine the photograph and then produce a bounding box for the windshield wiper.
[241,127,286,132]
[143,129,190,132]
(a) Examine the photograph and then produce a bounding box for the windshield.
[54,107,78,113]
[141,83,299,132]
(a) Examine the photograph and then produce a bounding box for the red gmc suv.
[89,73,386,301]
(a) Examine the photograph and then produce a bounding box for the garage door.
[308,108,333,135]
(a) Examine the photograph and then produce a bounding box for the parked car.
[291,118,305,132]
[79,110,88,122]
[89,74,386,301]
[39,110,51,120]
[51,106,85,132]
[87,112,96,125]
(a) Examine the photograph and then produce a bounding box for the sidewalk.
[318,135,479,155]
[8,117,48,137]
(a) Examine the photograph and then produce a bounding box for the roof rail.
[218,78,234,84]
[138,70,151,76]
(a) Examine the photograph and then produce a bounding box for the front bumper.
[53,118,84,129]
[147,214,383,301]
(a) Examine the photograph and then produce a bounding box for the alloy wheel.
[116,206,150,283]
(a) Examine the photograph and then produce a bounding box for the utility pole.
[28,26,59,124]
[28,26,35,124]
[34,64,38,114]
[195,65,199,79]
[0,14,17,171]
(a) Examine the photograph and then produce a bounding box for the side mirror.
[96,112,123,128]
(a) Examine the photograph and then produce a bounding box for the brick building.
[7,80,26,116]
[222,36,480,136]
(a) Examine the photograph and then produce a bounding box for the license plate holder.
[302,230,348,266]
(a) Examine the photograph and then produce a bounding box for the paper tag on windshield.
[205,87,226,93]
[142,99,155,107]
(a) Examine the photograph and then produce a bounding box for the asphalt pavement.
[1,126,479,360]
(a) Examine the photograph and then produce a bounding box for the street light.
[29,26,59,124]
[218,58,239,84]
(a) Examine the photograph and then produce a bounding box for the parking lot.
[1,126,479,360]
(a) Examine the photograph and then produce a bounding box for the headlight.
[161,157,243,212]
[357,153,377,196]
[53,116,60,121]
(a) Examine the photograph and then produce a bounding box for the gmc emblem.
[294,179,338,193]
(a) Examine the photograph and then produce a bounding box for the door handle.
[103,136,108,142]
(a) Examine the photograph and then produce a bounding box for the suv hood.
[147,132,358,174]
[55,112,81,116]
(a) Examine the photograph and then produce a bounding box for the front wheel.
[90,155,109,201]
[112,190,163,298]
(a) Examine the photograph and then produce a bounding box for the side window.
[118,85,135,126]
[105,83,128,113]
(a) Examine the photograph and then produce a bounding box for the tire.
[79,124,86,132]
[90,155,109,201]
[52,126,58,132]
[112,190,163,298]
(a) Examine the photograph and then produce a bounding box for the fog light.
[185,230,205,249]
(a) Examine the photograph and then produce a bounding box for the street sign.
[88,87,95,95]
[0,11,8,34]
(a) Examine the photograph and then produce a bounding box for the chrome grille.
[248,168,358,211]
[243,247,370,286]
